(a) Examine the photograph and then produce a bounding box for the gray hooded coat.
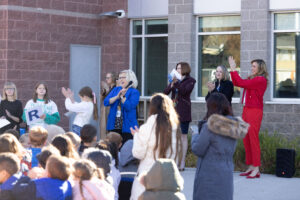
[191,114,249,200]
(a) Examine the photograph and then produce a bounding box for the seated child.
[0,134,31,175]
[106,132,123,150]
[65,132,81,151]
[19,133,30,148]
[79,125,97,155]
[28,145,60,179]
[82,148,112,182]
[97,140,121,200]
[13,155,73,200]
[28,126,48,167]
[118,139,139,200]
[72,159,115,200]
[0,152,31,199]
[138,159,186,200]
[51,135,79,160]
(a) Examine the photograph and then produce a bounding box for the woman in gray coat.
[192,93,249,200]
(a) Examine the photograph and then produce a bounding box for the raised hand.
[61,87,69,98]
[130,126,139,136]
[228,56,237,71]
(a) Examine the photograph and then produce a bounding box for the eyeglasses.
[118,76,126,80]
[5,88,15,91]
[105,77,111,79]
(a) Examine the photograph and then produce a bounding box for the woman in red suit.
[228,56,268,179]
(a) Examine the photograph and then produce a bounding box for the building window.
[131,19,168,96]
[274,13,300,98]
[197,16,241,97]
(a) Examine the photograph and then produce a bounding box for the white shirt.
[65,98,94,127]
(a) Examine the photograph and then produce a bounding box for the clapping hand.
[5,110,12,118]
[228,56,237,71]
[206,81,215,92]
[130,126,139,136]
[61,87,74,98]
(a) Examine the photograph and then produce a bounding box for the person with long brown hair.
[22,82,60,128]
[228,56,268,179]
[62,86,98,136]
[100,72,117,139]
[130,93,182,200]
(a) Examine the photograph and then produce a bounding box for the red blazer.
[230,71,267,110]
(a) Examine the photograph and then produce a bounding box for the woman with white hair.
[104,70,140,144]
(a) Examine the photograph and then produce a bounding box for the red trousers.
[242,107,263,167]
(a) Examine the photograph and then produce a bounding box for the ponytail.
[79,87,99,120]
[92,92,98,120]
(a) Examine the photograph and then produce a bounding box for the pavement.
[181,168,300,200]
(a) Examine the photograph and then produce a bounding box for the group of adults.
[100,56,268,200]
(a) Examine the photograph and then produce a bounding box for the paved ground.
[181,168,300,200]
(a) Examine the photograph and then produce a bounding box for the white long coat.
[130,114,178,200]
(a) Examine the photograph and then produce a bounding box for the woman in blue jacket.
[104,70,140,144]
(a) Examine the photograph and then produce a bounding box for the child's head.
[79,86,98,120]
[73,159,105,199]
[0,152,20,184]
[46,155,71,181]
[29,126,48,147]
[19,133,30,148]
[96,140,119,168]
[3,129,20,140]
[33,82,49,103]
[0,134,24,158]
[106,132,123,150]
[81,148,111,178]
[45,125,65,144]
[51,135,79,159]
[65,132,81,150]
[36,145,60,169]
[80,124,97,145]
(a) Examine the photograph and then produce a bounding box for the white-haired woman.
[0,82,23,134]
[205,65,234,104]
[104,70,140,144]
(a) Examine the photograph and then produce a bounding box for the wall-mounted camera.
[98,9,126,19]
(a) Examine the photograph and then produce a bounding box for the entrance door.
[70,45,101,137]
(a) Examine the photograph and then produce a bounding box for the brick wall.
[100,0,130,79]
[0,0,129,130]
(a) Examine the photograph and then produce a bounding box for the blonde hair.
[46,155,71,180]
[2,82,17,101]
[215,65,230,81]
[0,134,25,158]
[120,69,138,89]
[29,126,48,147]
[249,59,269,81]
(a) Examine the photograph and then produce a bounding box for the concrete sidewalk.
[181,168,300,200]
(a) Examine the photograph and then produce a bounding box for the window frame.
[195,15,241,102]
[271,11,300,103]
[129,18,168,98]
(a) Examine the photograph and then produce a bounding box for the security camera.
[115,10,125,18]
[98,9,126,19]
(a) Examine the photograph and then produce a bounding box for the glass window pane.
[144,37,168,96]
[274,13,296,30]
[132,38,142,93]
[133,20,142,35]
[274,33,300,98]
[145,19,168,34]
[199,16,240,32]
[198,34,240,97]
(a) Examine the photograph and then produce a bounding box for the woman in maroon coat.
[228,56,268,179]
[164,62,196,171]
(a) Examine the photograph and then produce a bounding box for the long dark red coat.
[164,75,196,122]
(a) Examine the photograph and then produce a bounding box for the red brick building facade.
[0,0,129,129]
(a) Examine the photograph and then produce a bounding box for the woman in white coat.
[130,93,182,200]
